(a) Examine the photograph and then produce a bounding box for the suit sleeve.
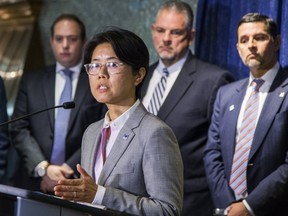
[11,74,46,175]
[206,70,234,119]
[203,87,235,208]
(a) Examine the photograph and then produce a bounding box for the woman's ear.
[135,67,146,86]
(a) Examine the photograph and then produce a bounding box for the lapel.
[141,62,157,98]
[158,52,196,120]
[88,120,103,176]
[67,69,90,132]
[98,103,146,185]
[42,65,56,129]
[224,79,248,170]
[249,68,288,159]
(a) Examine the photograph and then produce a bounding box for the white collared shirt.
[236,62,279,137]
[142,51,189,110]
[234,63,280,216]
[34,61,82,176]
[55,62,82,117]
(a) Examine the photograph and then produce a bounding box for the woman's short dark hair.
[84,27,149,98]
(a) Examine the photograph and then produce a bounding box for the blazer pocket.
[110,163,134,175]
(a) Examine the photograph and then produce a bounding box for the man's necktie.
[148,68,169,115]
[229,78,264,197]
[50,69,73,165]
[99,126,111,164]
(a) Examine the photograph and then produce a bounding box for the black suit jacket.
[11,65,106,191]
[141,51,234,216]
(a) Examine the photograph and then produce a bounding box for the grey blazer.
[81,103,183,216]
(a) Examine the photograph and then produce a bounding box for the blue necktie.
[50,69,73,165]
[148,68,169,115]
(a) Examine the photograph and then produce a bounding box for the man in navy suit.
[141,1,234,215]
[11,14,105,193]
[204,13,288,216]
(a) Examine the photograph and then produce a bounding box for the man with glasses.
[11,14,105,194]
[141,1,234,215]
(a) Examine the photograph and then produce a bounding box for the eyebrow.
[91,56,119,61]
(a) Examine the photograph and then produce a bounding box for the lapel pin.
[229,105,235,111]
[279,92,285,98]
[123,134,129,140]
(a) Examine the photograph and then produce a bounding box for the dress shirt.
[236,62,279,143]
[54,62,82,116]
[235,62,280,216]
[93,99,140,204]
[142,51,189,109]
[34,61,82,176]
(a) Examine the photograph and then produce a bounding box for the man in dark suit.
[0,76,9,183]
[204,13,288,216]
[141,1,234,215]
[10,14,105,193]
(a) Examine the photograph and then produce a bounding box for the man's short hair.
[50,14,86,41]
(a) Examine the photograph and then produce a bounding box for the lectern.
[0,184,130,216]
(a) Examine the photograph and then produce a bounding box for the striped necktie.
[229,78,264,197]
[148,68,169,115]
[51,69,73,165]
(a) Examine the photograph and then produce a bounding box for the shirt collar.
[157,50,189,74]
[249,62,280,91]
[103,99,140,129]
[56,61,82,78]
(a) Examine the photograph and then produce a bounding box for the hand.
[54,164,98,203]
[40,164,74,193]
[227,202,252,216]
[47,164,74,181]
[40,175,57,193]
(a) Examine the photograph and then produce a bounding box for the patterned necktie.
[229,78,265,197]
[148,68,169,115]
[99,126,111,164]
[50,69,73,165]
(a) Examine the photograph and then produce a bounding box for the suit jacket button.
[248,163,254,167]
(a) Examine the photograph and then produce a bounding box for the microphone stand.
[0,101,75,127]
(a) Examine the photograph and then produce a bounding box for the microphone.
[0,101,75,127]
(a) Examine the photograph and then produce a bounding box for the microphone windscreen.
[62,101,75,109]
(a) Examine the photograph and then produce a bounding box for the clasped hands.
[40,163,74,193]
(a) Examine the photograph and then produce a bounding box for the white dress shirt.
[235,62,280,215]
[142,51,189,110]
[55,62,82,117]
